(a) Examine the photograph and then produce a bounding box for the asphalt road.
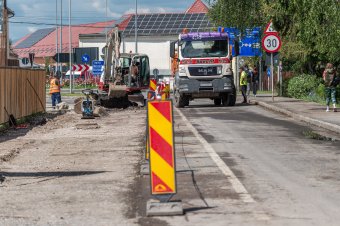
[172,98,340,225]
[35,95,340,225]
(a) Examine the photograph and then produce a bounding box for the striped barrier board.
[147,100,176,195]
[149,79,157,92]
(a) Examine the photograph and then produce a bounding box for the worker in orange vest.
[49,73,62,109]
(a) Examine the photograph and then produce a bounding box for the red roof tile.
[14,20,115,58]
[117,14,133,31]
[186,0,209,13]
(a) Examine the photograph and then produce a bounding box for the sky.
[7,0,198,42]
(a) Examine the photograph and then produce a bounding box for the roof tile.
[186,0,209,13]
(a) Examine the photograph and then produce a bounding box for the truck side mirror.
[233,40,240,56]
[170,41,176,58]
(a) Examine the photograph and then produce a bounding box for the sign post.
[262,25,281,102]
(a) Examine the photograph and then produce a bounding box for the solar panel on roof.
[123,13,214,36]
[16,28,55,49]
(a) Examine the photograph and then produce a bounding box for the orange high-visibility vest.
[49,78,60,94]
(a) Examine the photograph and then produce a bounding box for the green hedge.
[286,74,340,104]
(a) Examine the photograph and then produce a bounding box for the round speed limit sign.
[262,34,281,53]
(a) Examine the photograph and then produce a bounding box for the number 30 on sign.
[262,33,281,53]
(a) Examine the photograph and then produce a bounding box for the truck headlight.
[179,66,186,73]
[179,66,187,77]
[217,66,222,75]
[226,65,232,72]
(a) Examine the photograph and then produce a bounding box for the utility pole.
[60,0,63,76]
[135,0,138,53]
[0,0,8,66]
[55,0,59,76]
[105,0,108,44]
[69,0,72,93]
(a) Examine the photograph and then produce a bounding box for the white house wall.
[123,41,171,75]
[79,37,172,75]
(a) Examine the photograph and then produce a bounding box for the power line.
[9,20,116,29]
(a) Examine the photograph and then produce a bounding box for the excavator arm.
[101,26,121,84]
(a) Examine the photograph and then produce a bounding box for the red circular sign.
[262,33,281,53]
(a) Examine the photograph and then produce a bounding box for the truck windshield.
[181,40,228,58]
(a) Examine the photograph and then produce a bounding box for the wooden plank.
[0,69,5,123]
[0,68,46,124]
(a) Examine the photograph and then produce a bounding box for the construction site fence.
[0,67,46,124]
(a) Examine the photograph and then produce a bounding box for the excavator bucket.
[128,93,145,106]
[108,84,127,98]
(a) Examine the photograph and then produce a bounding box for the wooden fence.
[0,67,46,124]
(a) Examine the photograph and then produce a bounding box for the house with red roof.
[13,0,212,75]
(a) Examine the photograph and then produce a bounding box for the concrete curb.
[252,100,340,135]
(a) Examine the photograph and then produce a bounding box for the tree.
[207,0,264,32]
[207,0,340,73]
[262,0,340,73]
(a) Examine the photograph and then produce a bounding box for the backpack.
[331,75,340,87]
[246,70,252,83]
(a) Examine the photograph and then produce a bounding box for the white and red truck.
[170,32,237,108]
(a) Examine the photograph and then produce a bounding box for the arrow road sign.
[82,54,90,63]
[72,64,90,72]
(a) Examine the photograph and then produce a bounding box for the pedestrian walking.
[252,65,259,97]
[323,63,337,112]
[49,73,62,109]
[240,67,248,103]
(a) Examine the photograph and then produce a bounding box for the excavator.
[96,26,151,108]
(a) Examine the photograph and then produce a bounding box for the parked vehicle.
[170,31,238,107]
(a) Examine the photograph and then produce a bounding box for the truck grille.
[188,66,218,76]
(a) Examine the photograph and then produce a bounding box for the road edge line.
[254,100,340,135]
[174,107,255,203]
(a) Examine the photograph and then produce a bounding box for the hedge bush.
[286,74,340,104]
[287,74,323,99]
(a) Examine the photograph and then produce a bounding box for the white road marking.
[175,108,255,203]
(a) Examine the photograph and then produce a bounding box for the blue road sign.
[82,54,90,63]
[239,36,262,57]
[222,27,262,57]
[267,68,271,77]
[92,60,104,75]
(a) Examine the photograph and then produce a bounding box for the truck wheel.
[214,98,221,106]
[184,98,190,106]
[222,91,236,106]
[174,91,186,108]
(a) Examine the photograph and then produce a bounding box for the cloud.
[7,0,191,41]
[91,0,122,18]
[124,7,175,15]
[27,27,38,33]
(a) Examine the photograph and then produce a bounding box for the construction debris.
[74,97,84,114]
[93,106,109,117]
[56,102,69,110]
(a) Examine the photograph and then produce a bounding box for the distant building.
[13,0,212,75]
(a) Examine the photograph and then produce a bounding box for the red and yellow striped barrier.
[149,79,157,92]
[147,100,176,195]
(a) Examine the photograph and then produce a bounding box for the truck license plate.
[200,82,212,87]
